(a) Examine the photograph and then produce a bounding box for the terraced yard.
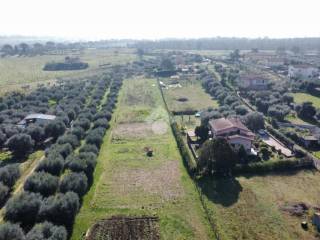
[71,77,214,239]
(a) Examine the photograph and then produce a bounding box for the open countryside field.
[199,170,320,240]
[162,78,218,113]
[0,48,137,95]
[71,77,214,240]
[292,93,320,108]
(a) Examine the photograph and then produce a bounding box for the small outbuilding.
[17,113,56,127]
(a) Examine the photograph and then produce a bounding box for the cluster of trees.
[200,69,249,125]
[0,69,125,239]
[245,90,293,121]
[0,41,83,57]
[0,78,98,156]
[198,138,237,176]
[131,37,320,51]
[43,57,89,71]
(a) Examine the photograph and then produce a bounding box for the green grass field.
[199,170,320,240]
[0,48,137,95]
[162,79,218,113]
[292,93,320,108]
[71,77,215,240]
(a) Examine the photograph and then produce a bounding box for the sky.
[0,0,319,40]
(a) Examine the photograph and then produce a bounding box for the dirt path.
[0,154,45,223]
[13,155,45,194]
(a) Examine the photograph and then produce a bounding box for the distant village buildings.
[288,64,319,79]
[238,73,270,90]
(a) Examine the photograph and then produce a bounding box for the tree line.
[131,37,320,51]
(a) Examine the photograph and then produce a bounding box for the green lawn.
[198,170,320,240]
[0,48,137,95]
[162,78,218,113]
[292,93,320,108]
[71,77,214,240]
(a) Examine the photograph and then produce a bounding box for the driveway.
[259,133,293,157]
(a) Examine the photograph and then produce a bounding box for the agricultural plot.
[162,78,218,113]
[199,170,320,240]
[72,77,214,240]
[0,48,137,95]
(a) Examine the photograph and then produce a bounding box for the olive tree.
[24,172,59,197]
[6,134,34,157]
[26,221,67,240]
[0,223,25,240]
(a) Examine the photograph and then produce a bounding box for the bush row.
[171,122,196,174]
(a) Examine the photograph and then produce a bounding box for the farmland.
[0,48,137,95]
[162,78,218,113]
[199,170,320,240]
[71,77,214,240]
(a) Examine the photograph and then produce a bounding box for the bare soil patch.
[112,160,184,203]
[113,121,167,139]
[86,216,160,240]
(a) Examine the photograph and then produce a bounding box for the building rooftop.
[209,117,251,133]
[240,72,269,81]
[25,114,56,120]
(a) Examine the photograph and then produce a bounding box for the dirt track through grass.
[71,77,215,240]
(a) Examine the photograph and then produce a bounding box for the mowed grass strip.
[199,170,320,240]
[71,77,215,240]
[292,93,320,108]
[162,79,218,113]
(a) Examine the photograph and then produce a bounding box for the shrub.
[70,127,85,140]
[244,112,265,132]
[0,164,20,187]
[85,128,105,147]
[25,125,45,143]
[0,182,9,206]
[0,223,25,240]
[36,154,64,176]
[73,118,90,131]
[93,118,109,129]
[6,133,34,156]
[4,191,42,226]
[26,221,67,240]
[67,110,76,122]
[171,122,196,173]
[79,144,99,155]
[48,143,73,159]
[38,192,80,227]
[45,120,66,139]
[24,172,59,197]
[59,172,88,196]
[94,111,111,121]
[79,152,97,176]
[57,134,80,149]
[66,153,97,178]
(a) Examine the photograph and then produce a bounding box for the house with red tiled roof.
[208,117,255,151]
